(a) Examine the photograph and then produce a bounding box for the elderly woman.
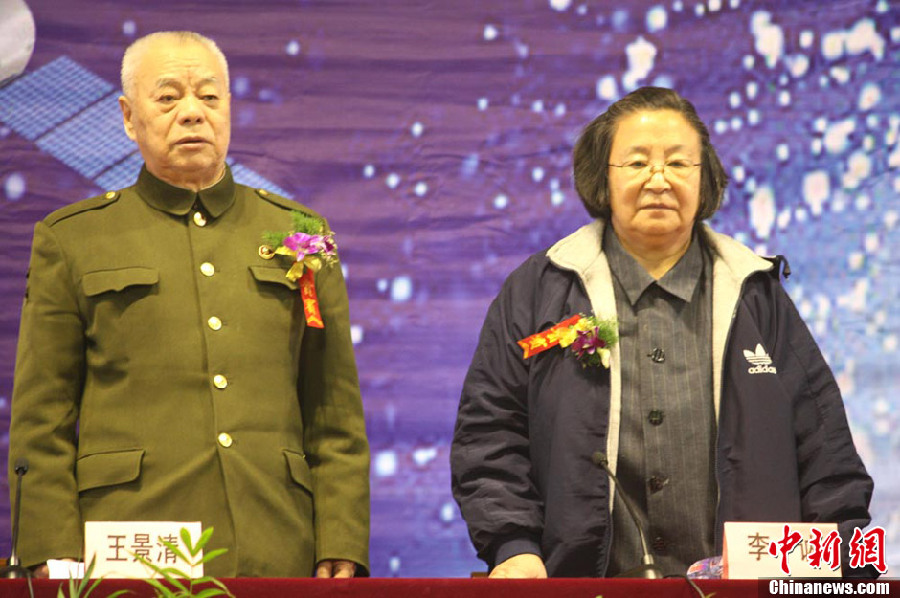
[450,87,874,578]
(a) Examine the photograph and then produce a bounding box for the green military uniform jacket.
[8,165,370,577]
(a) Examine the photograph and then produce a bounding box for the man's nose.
[178,94,205,124]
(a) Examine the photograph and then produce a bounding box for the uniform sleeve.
[777,284,875,577]
[8,221,85,566]
[450,269,544,568]
[297,253,371,575]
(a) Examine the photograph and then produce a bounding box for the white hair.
[121,31,229,98]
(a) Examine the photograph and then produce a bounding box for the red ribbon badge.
[300,268,324,328]
[517,315,581,359]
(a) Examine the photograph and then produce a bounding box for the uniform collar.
[603,223,706,305]
[135,164,236,218]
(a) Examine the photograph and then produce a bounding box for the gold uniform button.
[213,374,228,389]
[104,191,117,200]
[217,432,233,448]
[257,188,269,197]
[193,211,208,227]
[200,262,215,277]
[208,316,222,331]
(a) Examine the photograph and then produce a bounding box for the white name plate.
[723,521,841,579]
[47,559,85,580]
[84,521,203,579]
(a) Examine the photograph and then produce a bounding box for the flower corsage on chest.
[259,210,337,329]
[518,314,619,368]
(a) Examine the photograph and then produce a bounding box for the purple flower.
[283,232,327,256]
[322,235,337,255]
[571,329,607,358]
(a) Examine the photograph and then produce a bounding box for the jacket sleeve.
[8,221,85,566]
[297,251,371,575]
[450,264,544,568]
[774,282,875,576]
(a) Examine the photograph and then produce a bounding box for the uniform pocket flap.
[284,449,312,492]
[77,449,145,492]
[250,266,298,290]
[82,267,159,297]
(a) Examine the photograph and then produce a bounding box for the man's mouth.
[175,137,208,146]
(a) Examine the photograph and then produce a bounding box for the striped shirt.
[604,224,717,577]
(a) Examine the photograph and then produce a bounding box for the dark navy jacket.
[450,221,873,577]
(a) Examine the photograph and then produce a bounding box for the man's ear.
[119,95,137,141]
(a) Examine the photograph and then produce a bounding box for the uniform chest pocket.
[81,267,159,297]
[80,267,161,342]
[248,265,305,340]
[249,265,298,291]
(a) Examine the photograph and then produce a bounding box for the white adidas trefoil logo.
[743,343,777,375]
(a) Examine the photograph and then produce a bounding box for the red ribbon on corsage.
[261,211,338,330]
[517,315,581,359]
[300,268,324,329]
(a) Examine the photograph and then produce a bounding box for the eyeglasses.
[608,160,701,181]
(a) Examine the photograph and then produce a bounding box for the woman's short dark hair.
[572,86,728,221]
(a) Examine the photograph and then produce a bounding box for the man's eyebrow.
[152,77,220,90]
[153,78,184,91]
[194,77,221,88]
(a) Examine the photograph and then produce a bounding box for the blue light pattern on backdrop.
[0,56,112,141]
[0,0,898,578]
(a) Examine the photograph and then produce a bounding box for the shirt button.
[207,316,222,331]
[200,262,215,277]
[213,374,228,389]
[217,433,233,448]
[193,211,208,227]
[647,347,665,363]
[648,476,668,493]
[648,410,664,426]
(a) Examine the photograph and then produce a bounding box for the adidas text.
[748,364,777,375]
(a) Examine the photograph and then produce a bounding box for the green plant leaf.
[208,578,235,598]
[155,569,189,591]
[133,552,186,589]
[83,578,102,597]
[261,231,289,248]
[291,211,325,235]
[143,577,170,595]
[159,536,190,565]
[180,528,195,556]
[192,527,216,556]
[138,526,231,598]
[82,556,96,579]
[198,548,228,565]
[74,569,90,594]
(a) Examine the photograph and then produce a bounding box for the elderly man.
[8,31,369,578]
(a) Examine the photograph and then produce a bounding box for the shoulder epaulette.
[763,254,791,280]
[254,188,323,221]
[44,190,122,226]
